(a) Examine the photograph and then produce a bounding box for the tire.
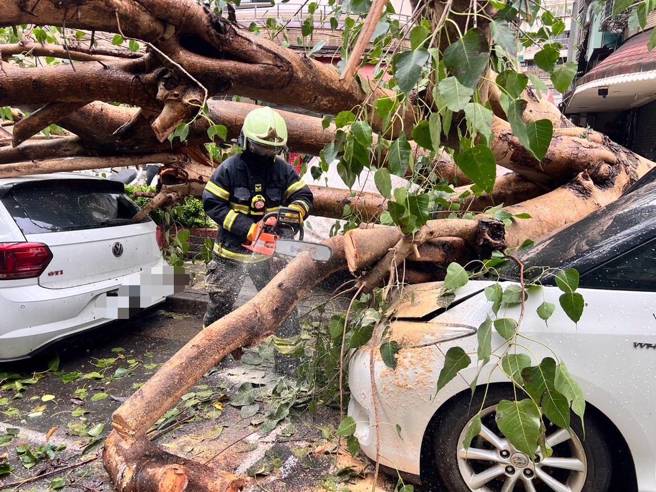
[427,385,612,492]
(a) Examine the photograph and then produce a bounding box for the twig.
[1,455,98,489]
[339,283,366,419]
[147,414,195,441]
[340,0,389,82]
[202,430,258,465]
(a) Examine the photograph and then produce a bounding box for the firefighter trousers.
[203,253,301,373]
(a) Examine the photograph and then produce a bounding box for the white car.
[0,173,177,361]
[348,170,656,491]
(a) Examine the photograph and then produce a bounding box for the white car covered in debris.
[0,174,177,361]
[348,169,656,491]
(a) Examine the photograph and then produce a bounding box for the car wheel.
[429,386,612,492]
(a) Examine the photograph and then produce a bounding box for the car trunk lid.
[0,177,162,289]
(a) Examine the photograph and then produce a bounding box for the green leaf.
[34,27,48,44]
[328,315,345,340]
[335,111,356,128]
[485,283,503,314]
[501,354,531,384]
[111,34,124,46]
[497,70,528,99]
[613,0,634,15]
[537,301,555,321]
[559,292,584,323]
[375,96,396,124]
[463,103,493,143]
[207,124,228,141]
[637,3,648,28]
[50,477,66,490]
[412,120,433,150]
[380,341,401,369]
[554,362,586,418]
[534,44,560,72]
[388,135,412,175]
[393,49,430,92]
[477,318,492,363]
[352,121,372,147]
[81,371,103,380]
[346,434,360,455]
[48,355,60,372]
[494,318,517,340]
[454,145,496,193]
[429,113,441,150]
[337,416,357,437]
[0,462,13,476]
[444,262,468,291]
[522,357,556,403]
[526,119,553,161]
[491,20,517,56]
[87,423,105,437]
[172,123,189,142]
[410,24,430,50]
[495,399,541,456]
[128,39,140,52]
[438,76,474,112]
[555,268,579,293]
[501,285,526,306]
[551,62,577,94]
[649,29,656,50]
[437,347,471,392]
[503,98,553,161]
[90,392,109,402]
[240,403,260,419]
[41,394,55,402]
[542,387,571,429]
[528,73,548,96]
[71,407,87,417]
[444,29,490,87]
[349,324,374,348]
[462,414,482,449]
[374,168,392,199]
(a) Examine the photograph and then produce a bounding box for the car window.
[0,179,147,234]
[580,239,656,291]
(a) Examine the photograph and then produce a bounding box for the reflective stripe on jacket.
[202,150,313,262]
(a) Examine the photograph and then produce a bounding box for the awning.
[565,29,656,113]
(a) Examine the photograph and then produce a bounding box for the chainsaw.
[243,207,332,262]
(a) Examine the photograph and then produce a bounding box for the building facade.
[563,0,656,159]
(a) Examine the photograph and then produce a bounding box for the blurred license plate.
[96,264,186,319]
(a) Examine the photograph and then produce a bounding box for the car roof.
[0,172,105,185]
[513,170,656,277]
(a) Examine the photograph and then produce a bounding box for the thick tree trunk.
[2,1,656,489]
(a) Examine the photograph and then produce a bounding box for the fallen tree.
[1,0,655,489]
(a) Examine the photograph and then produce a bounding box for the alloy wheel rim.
[456,404,587,491]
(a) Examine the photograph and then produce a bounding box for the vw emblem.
[112,242,124,257]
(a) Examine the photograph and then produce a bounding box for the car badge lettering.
[112,242,124,257]
[633,341,656,350]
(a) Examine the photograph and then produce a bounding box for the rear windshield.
[0,179,147,234]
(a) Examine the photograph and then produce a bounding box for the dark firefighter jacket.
[202,150,313,263]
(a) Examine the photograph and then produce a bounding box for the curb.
[166,289,208,314]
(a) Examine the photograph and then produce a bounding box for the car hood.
[388,280,495,319]
[385,280,496,347]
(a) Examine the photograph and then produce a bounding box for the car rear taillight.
[0,242,53,280]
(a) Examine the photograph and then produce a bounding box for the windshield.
[0,179,146,234]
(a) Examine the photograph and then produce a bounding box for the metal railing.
[234,1,413,31]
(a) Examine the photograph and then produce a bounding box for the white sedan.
[348,170,656,491]
[0,173,177,361]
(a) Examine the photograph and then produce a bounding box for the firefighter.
[201,107,313,369]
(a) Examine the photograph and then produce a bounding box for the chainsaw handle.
[261,207,304,240]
